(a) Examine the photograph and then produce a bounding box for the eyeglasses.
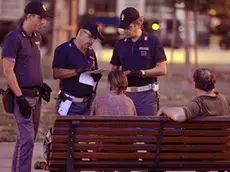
[83,30,97,41]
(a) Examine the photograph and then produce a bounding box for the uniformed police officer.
[52,21,103,116]
[1,1,52,171]
[110,7,167,116]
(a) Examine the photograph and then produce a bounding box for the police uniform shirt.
[52,38,98,97]
[1,24,43,88]
[110,32,167,87]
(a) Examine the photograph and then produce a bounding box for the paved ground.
[0,142,43,172]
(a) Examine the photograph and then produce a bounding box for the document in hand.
[79,69,107,86]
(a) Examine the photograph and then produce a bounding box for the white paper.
[79,69,107,86]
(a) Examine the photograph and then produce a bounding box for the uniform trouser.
[11,97,41,172]
[126,90,158,116]
[56,98,90,116]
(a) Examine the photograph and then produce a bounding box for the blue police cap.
[24,1,52,18]
[118,7,140,29]
[81,21,104,41]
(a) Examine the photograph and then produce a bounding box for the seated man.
[157,68,230,122]
[90,71,137,116]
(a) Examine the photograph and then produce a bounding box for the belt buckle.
[131,87,138,92]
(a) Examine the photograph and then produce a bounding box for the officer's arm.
[53,68,78,79]
[157,105,186,122]
[144,61,167,77]
[2,58,22,96]
[111,65,120,71]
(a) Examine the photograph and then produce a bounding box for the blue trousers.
[126,90,158,116]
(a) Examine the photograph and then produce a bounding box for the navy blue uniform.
[52,38,98,115]
[110,32,167,115]
[1,25,43,172]
[2,24,43,88]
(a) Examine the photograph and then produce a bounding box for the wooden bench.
[39,116,230,171]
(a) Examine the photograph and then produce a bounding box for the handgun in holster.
[0,88,14,113]
[58,91,72,101]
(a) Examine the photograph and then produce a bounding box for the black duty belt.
[21,88,40,97]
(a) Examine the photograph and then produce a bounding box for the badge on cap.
[42,5,47,11]
[121,14,125,21]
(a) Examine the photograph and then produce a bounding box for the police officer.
[110,7,167,116]
[1,1,52,171]
[52,21,103,116]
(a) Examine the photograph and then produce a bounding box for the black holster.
[39,83,52,102]
[1,88,14,113]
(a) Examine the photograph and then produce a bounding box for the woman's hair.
[193,68,216,91]
[108,71,128,94]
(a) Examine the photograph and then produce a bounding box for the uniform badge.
[42,5,47,11]
[141,51,147,56]
[21,32,26,37]
[35,41,40,50]
[121,14,125,21]
[139,47,149,51]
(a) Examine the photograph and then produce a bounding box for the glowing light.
[152,23,160,31]
[88,8,95,15]
[208,9,216,16]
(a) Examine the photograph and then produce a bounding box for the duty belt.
[126,83,159,93]
[21,88,40,97]
[59,91,90,103]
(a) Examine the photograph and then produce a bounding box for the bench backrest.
[49,116,230,171]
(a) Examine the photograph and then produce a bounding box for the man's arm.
[52,68,78,79]
[144,61,167,77]
[157,105,186,122]
[2,58,22,96]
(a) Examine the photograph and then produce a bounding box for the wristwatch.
[141,70,145,77]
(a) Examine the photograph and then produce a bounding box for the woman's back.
[91,92,137,116]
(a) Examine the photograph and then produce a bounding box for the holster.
[39,83,52,102]
[58,91,72,101]
[2,88,14,113]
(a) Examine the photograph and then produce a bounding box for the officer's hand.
[128,70,143,78]
[16,96,32,118]
[90,73,102,82]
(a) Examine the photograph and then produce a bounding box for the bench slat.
[52,135,157,143]
[50,143,230,152]
[53,127,230,137]
[54,121,161,128]
[164,123,230,128]
[53,128,158,136]
[52,135,230,144]
[49,160,230,170]
[161,137,230,143]
[49,152,230,160]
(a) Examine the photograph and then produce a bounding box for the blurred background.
[0,0,230,140]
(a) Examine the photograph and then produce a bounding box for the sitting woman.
[90,71,137,116]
